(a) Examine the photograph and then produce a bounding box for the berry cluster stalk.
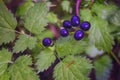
[76,0,81,16]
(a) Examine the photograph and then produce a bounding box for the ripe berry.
[71,15,80,26]
[74,30,84,40]
[80,21,91,31]
[63,20,72,29]
[60,29,69,37]
[42,37,52,47]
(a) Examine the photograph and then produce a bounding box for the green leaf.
[47,12,58,23]
[54,55,93,80]
[95,0,105,3]
[94,55,112,80]
[36,29,54,40]
[0,49,12,76]
[80,9,92,21]
[61,1,72,13]
[0,49,12,75]
[9,55,39,80]
[31,43,43,57]
[0,29,15,45]
[110,10,120,26]
[88,17,114,52]
[0,72,10,80]
[55,36,87,57]
[36,48,56,72]
[0,1,17,45]
[24,2,49,34]
[16,1,34,17]
[92,3,118,19]
[13,35,37,53]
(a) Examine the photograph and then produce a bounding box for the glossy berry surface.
[80,21,91,31]
[71,15,80,26]
[60,29,69,37]
[74,30,84,40]
[42,38,52,47]
[63,20,72,29]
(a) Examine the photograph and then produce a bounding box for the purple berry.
[74,30,84,40]
[71,15,80,26]
[80,21,91,31]
[60,29,69,37]
[42,38,52,47]
[63,20,72,29]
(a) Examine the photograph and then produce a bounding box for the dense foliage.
[0,0,120,80]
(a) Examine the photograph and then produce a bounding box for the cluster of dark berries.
[42,15,91,47]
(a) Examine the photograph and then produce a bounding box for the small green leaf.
[55,36,87,57]
[16,1,34,17]
[80,9,92,21]
[94,55,112,80]
[61,0,72,13]
[0,49,12,75]
[0,1,17,45]
[47,12,58,23]
[36,49,56,72]
[0,72,10,80]
[24,2,49,34]
[88,17,114,52]
[9,55,39,80]
[54,55,92,80]
[13,35,37,53]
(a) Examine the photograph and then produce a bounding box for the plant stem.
[110,51,120,65]
[76,0,81,16]
[4,28,32,37]
[48,24,59,39]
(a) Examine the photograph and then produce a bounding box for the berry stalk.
[76,0,81,16]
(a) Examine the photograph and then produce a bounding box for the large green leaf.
[0,72,10,80]
[92,3,118,19]
[55,36,87,57]
[94,55,112,80]
[110,10,120,26]
[9,55,39,80]
[36,48,56,72]
[0,1,17,45]
[16,1,34,17]
[0,49,12,76]
[54,56,93,80]
[24,2,49,34]
[13,35,37,53]
[88,17,114,52]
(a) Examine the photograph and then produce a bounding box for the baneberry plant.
[0,0,120,80]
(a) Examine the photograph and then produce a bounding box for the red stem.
[76,0,81,16]
[49,24,59,39]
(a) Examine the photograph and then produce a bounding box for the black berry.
[74,30,84,40]
[42,37,52,47]
[63,20,72,29]
[60,29,69,37]
[71,15,80,26]
[80,21,91,31]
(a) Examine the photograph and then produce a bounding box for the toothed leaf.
[13,35,37,53]
[0,1,17,45]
